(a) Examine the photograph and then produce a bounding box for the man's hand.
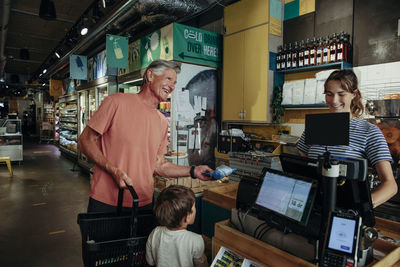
[107,163,133,188]
[194,165,213,181]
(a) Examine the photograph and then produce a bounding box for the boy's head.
[154,185,196,228]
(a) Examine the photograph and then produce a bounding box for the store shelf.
[59,126,78,131]
[58,94,78,160]
[277,61,352,74]
[0,119,23,162]
[59,145,77,157]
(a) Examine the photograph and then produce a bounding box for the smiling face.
[325,80,356,115]
[147,67,177,102]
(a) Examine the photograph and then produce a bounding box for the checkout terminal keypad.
[321,252,350,267]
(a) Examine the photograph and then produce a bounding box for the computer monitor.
[305,112,349,146]
[280,153,320,179]
[255,168,320,238]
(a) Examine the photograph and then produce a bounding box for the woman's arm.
[371,160,398,208]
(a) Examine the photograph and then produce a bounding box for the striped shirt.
[296,118,392,166]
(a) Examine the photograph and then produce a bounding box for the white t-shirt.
[146,226,206,267]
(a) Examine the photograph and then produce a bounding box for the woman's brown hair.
[324,69,364,117]
[153,185,195,228]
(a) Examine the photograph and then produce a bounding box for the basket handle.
[117,185,139,237]
[117,185,139,212]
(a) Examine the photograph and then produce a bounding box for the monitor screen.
[327,215,357,255]
[280,153,320,179]
[305,112,349,146]
[255,169,316,225]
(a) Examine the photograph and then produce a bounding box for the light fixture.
[80,27,88,36]
[80,18,89,36]
[42,69,47,74]
[102,0,115,8]
[55,51,61,58]
[39,73,43,77]
[39,0,56,20]
[42,83,46,86]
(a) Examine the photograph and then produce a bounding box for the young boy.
[146,185,208,267]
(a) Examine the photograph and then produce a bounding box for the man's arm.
[154,154,213,181]
[77,126,133,188]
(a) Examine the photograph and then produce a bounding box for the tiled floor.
[0,138,90,267]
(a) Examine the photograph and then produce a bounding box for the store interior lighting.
[55,51,61,59]
[80,18,89,36]
[42,69,47,74]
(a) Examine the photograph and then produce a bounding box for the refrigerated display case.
[0,119,23,162]
[76,77,114,172]
[40,103,55,143]
[58,93,78,160]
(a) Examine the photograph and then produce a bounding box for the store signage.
[50,79,63,98]
[118,23,221,75]
[106,34,129,68]
[173,23,221,67]
[70,55,87,80]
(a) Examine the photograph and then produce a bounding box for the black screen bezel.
[254,168,318,227]
[325,212,360,257]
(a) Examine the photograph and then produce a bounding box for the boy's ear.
[182,215,188,224]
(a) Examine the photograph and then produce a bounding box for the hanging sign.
[106,34,129,69]
[49,79,63,98]
[70,55,87,80]
[173,23,222,67]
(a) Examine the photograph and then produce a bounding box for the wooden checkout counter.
[203,182,400,266]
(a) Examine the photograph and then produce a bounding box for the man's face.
[148,68,177,102]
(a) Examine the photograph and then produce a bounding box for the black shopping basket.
[77,185,156,267]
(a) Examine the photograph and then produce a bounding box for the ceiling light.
[39,0,57,20]
[55,51,61,58]
[42,69,47,74]
[39,74,42,77]
[42,83,46,86]
[80,27,88,36]
[80,18,89,36]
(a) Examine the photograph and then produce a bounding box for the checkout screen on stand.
[255,171,313,222]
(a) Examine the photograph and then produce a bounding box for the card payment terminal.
[320,211,362,267]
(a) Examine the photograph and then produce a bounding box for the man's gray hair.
[143,60,181,84]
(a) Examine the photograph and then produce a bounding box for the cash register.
[235,113,376,266]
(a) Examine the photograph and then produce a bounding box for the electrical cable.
[258,226,273,240]
[237,209,245,233]
[253,222,268,238]
[256,224,270,239]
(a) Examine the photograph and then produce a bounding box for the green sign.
[140,29,162,69]
[173,23,221,67]
[106,34,129,68]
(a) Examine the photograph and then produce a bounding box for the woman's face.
[325,80,355,115]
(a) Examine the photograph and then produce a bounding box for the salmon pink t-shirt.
[87,93,168,207]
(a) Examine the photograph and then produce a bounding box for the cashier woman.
[297,69,397,208]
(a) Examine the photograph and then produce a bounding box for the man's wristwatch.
[190,165,196,179]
